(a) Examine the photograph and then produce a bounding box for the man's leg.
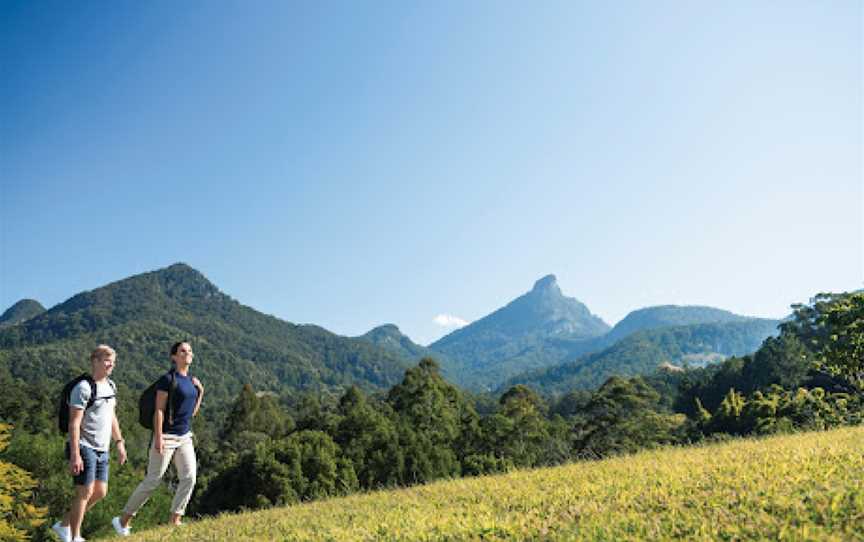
[63,445,98,540]
[69,483,93,540]
[87,480,107,510]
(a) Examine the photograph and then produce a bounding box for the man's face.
[94,353,116,376]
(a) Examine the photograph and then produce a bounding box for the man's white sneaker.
[111,516,131,537]
[51,521,71,542]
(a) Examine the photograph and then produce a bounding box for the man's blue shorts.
[65,443,109,486]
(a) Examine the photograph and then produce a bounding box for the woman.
[112,341,203,536]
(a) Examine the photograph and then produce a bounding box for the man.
[52,345,127,542]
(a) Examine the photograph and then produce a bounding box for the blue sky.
[2,1,861,345]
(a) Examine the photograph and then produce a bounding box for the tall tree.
[387,358,478,483]
[334,386,402,488]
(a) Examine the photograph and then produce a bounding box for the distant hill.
[358,324,464,382]
[501,318,781,395]
[0,299,45,327]
[429,275,610,390]
[359,324,433,362]
[604,305,753,343]
[0,264,411,407]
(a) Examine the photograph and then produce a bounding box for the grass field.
[123,426,864,541]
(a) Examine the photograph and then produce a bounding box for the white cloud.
[433,314,470,328]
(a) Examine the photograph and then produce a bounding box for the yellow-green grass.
[126,426,864,541]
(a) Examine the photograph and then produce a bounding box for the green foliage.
[0,424,45,541]
[741,334,813,391]
[805,292,864,389]
[573,377,684,457]
[221,384,294,449]
[196,430,355,515]
[334,387,402,488]
[387,358,478,483]
[478,385,552,468]
[696,385,862,437]
[196,439,301,513]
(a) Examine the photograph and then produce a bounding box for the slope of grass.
[126,426,863,541]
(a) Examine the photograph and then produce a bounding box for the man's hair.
[90,344,116,363]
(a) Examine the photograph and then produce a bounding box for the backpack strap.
[83,375,97,410]
[167,368,177,428]
[87,378,117,405]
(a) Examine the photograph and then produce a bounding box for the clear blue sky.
[2,1,861,345]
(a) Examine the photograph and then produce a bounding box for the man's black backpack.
[138,369,178,429]
[57,374,116,433]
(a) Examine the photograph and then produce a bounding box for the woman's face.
[172,343,194,366]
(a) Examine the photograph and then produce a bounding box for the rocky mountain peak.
[531,274,560,295]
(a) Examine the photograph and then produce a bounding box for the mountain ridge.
[426,278,780,390]
[0,263,412,407]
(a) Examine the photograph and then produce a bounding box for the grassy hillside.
[125,425,863,541]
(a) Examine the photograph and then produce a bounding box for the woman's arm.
[191,377,204,417]
[154,390,168,454]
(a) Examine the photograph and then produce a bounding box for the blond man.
[52,345,127,542]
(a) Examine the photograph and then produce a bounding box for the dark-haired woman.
[112,341,203,535]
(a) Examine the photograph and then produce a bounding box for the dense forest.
[0,290,861,541]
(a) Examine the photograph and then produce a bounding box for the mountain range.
[391,275,779,391]
[0,264,781,405]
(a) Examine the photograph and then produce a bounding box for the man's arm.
[68,407,84,475]
[111,413,127,465]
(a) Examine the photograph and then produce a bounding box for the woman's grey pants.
[123,432,197,516]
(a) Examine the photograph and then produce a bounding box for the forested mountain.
[0,299,45,327]
[429,275,610,389]
[603,305,753,343]
[0,263,410,408]
[501,318,781,395]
